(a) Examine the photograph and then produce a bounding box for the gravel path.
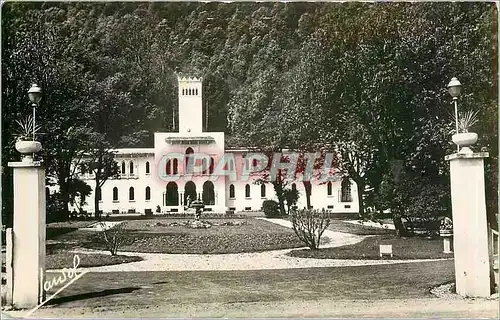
[53,218,447,272]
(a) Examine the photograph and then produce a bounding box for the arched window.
[341,178,352,202]
[145,186,151,201]
[121,162,126,174]
[96,187,102,201]
[129,161,134,175]
[166,159,172,175]
[182,88,185,95]
[260,184,266,198]
[327,182,332,196]
[145,161,150,174]
[202,181,215,205]
[209,157,214,174]
[113,187,118,201]
[185,147,194,173]
[195,88,198,95]
[173,158,178,174]
[292,183,297,191]
[166,182,179,206]
[129,187,135,201]
[245,184,251,198]
[188,88,192,95]
[202,158,208,174]
[184,181,196,205]
[229,184,235,198]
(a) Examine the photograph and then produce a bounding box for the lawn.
[42,260,454,309]
[289,234,453,260]
[46,252,142,269]
[48,218,304,254]
[327,219,395,235]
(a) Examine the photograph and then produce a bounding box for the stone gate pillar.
[445,150,491,297]
[7,159,46,308]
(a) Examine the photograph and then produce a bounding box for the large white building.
[75,77,359,216]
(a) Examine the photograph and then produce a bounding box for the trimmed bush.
[262,200,280,218]
[291,208,330,250]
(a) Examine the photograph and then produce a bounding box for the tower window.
[113,187,118,201]
[327,182,332,196]
[145,161,150,174]
[173,158,178,174]
[195,88,198,95]
[145,186,151,201]
[209,157,214,174]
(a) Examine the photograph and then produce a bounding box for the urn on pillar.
[451,110,480,154]
[14,115,42,162]
[445,77,492,298]
[6,84,46,308]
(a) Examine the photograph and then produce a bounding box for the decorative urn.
[452,132,478,149]
[439,217,454,254]
[15,140,42,162]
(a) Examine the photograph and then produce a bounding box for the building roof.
[111,148,155,155]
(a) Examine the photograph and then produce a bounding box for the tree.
[82,145,120,219]
[67,178,92,214]
[283,187,299,215]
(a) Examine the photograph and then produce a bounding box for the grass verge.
[47,252,142,269]
[289,234,453,260]
[327,219,395,235]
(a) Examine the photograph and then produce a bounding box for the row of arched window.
[182,88,199,96]
[326,180,352,202]
[99,181,351,204]
[119,161,151,176]
[110,186,151,201]
[229,184,267,199]
[225,181,351,202]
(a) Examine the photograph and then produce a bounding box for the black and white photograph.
[1,1,499,318]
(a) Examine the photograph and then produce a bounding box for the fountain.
[185,195,211,228]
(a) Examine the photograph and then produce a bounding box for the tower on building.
[178,77,203,133]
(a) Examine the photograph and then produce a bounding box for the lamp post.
[447,77,462,151]
[27,84,42,141]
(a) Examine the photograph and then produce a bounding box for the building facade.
[75,77,359,216]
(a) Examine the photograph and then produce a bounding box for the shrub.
[262,200,280,218]
[283,188,299,215]
[291,208,330,250]
[98,221,130,255]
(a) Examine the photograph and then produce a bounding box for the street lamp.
[447,77,462,133]
[27,84,42,141]
[447,77,462,151]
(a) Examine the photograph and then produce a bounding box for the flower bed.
[50,218,304,254]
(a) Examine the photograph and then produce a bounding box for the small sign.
[379,244,393,257]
